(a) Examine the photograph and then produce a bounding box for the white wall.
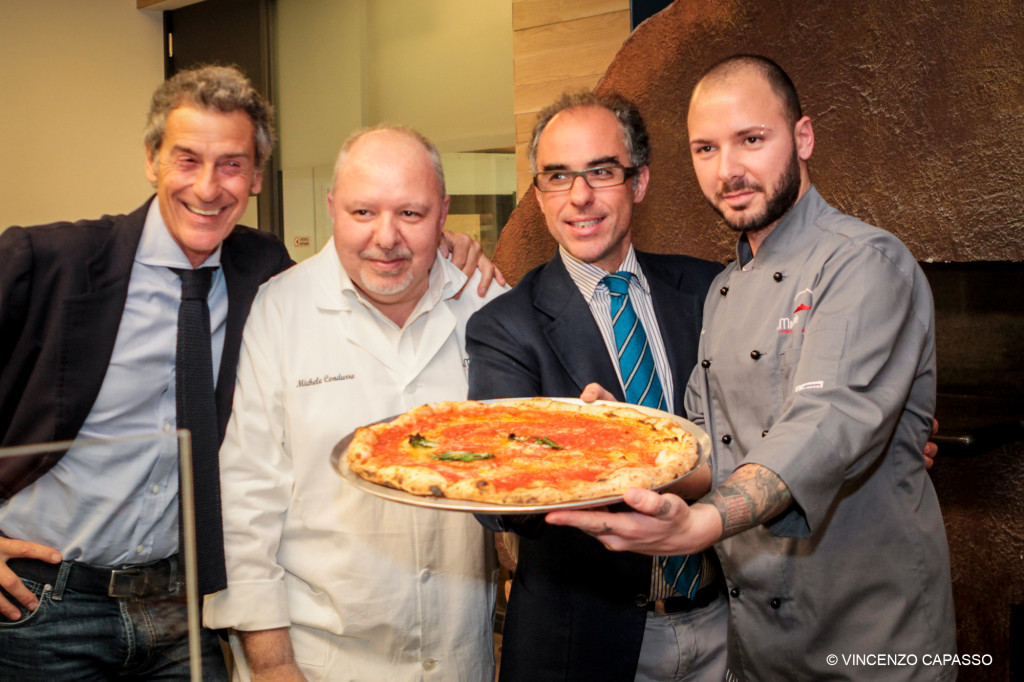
[0,0,164,229]
[276,0,513,169]
[276,0,515,261]
[0,0,516,247]
[276,0,367,171]
[365,0,514,152]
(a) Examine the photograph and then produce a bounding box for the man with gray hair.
[467,91,728,681]
[547,55,956,681]
[204,125,506,680]
[0,65,293,679]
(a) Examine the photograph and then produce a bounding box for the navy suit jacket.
[0,198,292,589]
[466,250,723,681]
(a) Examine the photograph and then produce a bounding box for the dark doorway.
[630,0,673,29]
[163,0,280,238]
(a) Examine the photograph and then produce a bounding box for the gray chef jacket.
[685,187,957,681]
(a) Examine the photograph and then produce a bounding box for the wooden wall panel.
[513,12,630,87]
[513,0,628,30]
[512,0,629,197]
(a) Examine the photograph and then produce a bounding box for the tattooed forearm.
[701,464,792,540]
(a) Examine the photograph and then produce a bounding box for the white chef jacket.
[204,240,505,682]
[686,187,956,681]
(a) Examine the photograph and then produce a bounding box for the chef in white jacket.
[204,125,506,681]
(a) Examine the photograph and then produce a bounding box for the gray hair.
[528,90,651,175]
[143,65,275,170]
[330,125,446,199]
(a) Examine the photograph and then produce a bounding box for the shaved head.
[693,55,802,127]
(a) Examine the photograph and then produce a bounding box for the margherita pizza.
[345,398,699,505]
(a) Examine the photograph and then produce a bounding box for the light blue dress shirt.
[0,201,228,565]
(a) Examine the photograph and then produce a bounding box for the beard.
[709,147,802,233]
[358,247,416,296]
[361,268,415,296]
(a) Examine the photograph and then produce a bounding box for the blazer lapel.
[640,254,703,417]
[216,233,265,439]
[56,200,150,440]
[535,256,625,402]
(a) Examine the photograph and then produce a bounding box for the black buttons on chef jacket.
[720,286,729,296]
[721,434,732,444]
[773,272,784,282]
[728,588,783,607]
[701,359,711,369]
[761,429,769,438]
[750,350,762,360]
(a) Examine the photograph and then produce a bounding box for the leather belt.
[8,557,182,598]
[646,584,721,616]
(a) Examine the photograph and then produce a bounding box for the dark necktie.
[172,267,226,595]
[602,272,701,598]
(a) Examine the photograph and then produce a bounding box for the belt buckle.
[108,566,146,597]
[652,599,670,617]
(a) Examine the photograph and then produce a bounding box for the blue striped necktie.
[602,272,665,410]
[603,271,701,598]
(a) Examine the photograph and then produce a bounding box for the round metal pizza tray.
[329,398,710,514]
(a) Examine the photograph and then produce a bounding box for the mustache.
[360,247,414,261]
[716,178,764,200]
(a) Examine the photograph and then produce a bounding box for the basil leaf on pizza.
[431,451,495,462]
[409,433,440,449]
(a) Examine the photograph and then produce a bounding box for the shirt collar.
[735,185,823,268]
[559,244,649,303]
[137,198,222,269]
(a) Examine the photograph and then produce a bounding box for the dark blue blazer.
[466,250,722,681]
[0,198,292,591]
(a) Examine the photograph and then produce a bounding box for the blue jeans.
[0,562,227,681]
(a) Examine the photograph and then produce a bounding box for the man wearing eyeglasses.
[545,56,955,681]
[465,91,727,681]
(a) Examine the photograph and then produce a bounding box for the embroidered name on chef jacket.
[296,372,355,388]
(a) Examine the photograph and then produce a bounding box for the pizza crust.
[347,398,699,505]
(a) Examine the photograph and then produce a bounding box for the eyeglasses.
[533,164,639,192]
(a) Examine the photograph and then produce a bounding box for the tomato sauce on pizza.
[346,398,699,505]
